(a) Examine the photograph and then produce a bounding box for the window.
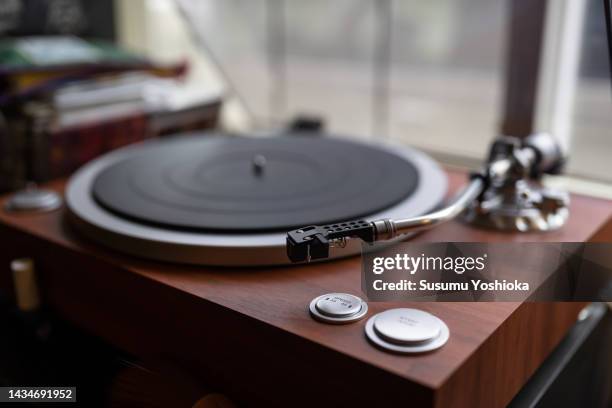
[118,0,612,189]
[176,0,505,163]
[566,0,612,183]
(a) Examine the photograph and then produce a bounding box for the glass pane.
[567,0,612,183]
[177,0,272,121]
[178,0,506,155]
[388,0,505,159]
[284,0,376,138]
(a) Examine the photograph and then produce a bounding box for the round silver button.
[5,186,62,212]
[316,293,362,317]
[309,293,368,324]
[365,308,449,353]
[373,308,441,344]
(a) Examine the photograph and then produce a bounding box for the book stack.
[0,36,222,192]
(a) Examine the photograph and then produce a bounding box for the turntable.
[64,131,446,265]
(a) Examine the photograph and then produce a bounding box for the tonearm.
[286,133,569,263]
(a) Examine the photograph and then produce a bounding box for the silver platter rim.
[65,136,447,266]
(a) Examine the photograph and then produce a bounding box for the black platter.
[91,135,419,233]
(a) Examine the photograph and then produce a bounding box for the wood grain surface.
[1,169,611,407]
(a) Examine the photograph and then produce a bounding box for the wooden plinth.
[1,170,611,407]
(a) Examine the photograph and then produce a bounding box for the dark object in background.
[288,115,325,133]
[0,110,25,193]
[0,259,234,407]
[0,0,115,40]
[605,0,612,84]
[508,303,612,408]
[0,291,216,408]
[500,0,547,138]
[0,259,117,407]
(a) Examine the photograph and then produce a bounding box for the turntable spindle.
[252,154,267,176]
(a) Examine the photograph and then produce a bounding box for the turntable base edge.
[1,170,611,407]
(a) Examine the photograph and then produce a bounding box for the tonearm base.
[463,134,569,232]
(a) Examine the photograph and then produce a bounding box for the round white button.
[6,188,62,212]
[365,308,449,353]
[373,308,441,344]
[309,293,368,324]
[315,293,362,317]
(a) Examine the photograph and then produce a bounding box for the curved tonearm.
[286,133,568,263]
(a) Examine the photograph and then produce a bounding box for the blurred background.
[0,0,610,196]
[126,0,611,191]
